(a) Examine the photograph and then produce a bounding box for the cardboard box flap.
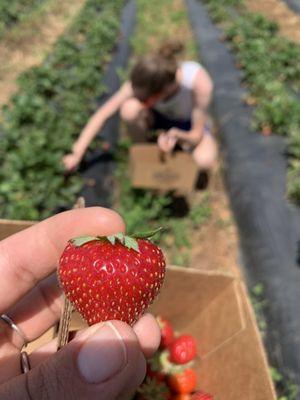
[150,267,246,355]
[0,219,35,241]
[198,281,276,400]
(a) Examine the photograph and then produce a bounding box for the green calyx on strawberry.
[147,351,167,383]
[58,228,166,326]
[159,350,194,375]
[137,377,171,400]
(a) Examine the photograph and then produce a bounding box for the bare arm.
[63,82,132,170]
[168,67,213,145]
[73,82,132,157]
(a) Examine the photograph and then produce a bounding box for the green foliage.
[0,0,124,219]
[250,283,268,336]
[202,0,244,23]
[115,139,171,235]
[251,284,299,399]
[202,0,300,204]
[115,138,211,266]
[270,367,298,400]
[189,195,212,226]
[138,377,170,400]
[131,0,197,59]
[0,0,46,37]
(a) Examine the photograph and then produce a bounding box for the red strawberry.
[58,230,166,326]
[167,368,197,394]
[157,316,175,348]
[191,391,214,399]
[169,335,197,365]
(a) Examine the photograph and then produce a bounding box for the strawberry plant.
[0,0,124,219]
[0,0,46,37]
[201,0,300,204]
[115,138,211,266]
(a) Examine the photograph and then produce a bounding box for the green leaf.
[131,227,164,239]
[70,236,99,247]
[124,236,139,252]
[115,232,125,243]
[107,235,116,245]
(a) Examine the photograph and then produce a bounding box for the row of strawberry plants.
[201,0,300,204]
[0,0,47,37]
[0,0,124,220]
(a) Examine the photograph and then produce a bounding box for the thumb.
[0,321,146,400]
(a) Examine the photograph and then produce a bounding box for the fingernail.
[77,322,127,384]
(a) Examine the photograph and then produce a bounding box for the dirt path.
[189,170,241,276]
[246,0,300,43]
[0,0,85,109]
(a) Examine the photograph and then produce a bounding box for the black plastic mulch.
[186,0,300,387]
[284,0,300,13]
[78,0,136,207]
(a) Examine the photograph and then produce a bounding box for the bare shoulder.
[193,66,213,93]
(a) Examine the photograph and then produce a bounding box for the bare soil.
[246,0,300,43]
[0,0,85,109]
[189,169,241,277]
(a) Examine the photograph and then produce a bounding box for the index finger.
[0,207,125,313]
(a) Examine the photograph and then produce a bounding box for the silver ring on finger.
[0,314,28,347]
[20,351,31,374]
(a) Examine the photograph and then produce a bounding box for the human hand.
[157,131,177,153]
[62,152,82,172]
[0,207,161,399]
[167,128,182,139]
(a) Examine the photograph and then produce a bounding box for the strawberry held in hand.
[58,229,166,326]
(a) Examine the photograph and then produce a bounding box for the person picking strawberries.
[63,40,217,174]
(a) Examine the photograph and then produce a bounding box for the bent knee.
[120,98,144,123]
[193,138,218,170]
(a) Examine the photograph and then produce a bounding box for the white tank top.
[153,61,201,121]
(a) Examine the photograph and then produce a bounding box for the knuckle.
[26,362,65,400]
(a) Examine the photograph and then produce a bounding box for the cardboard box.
[0,219,35,240]
[129,144,198,192]
[150,267,276,400]
[67,267,276,399]
[26,267,276,399]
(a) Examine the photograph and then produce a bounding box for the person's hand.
[0,207,161,399]
[62,152,82,172]
[167,128,182,139]
[157,130,177,153]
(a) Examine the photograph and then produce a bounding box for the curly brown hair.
[130,40,184,101]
